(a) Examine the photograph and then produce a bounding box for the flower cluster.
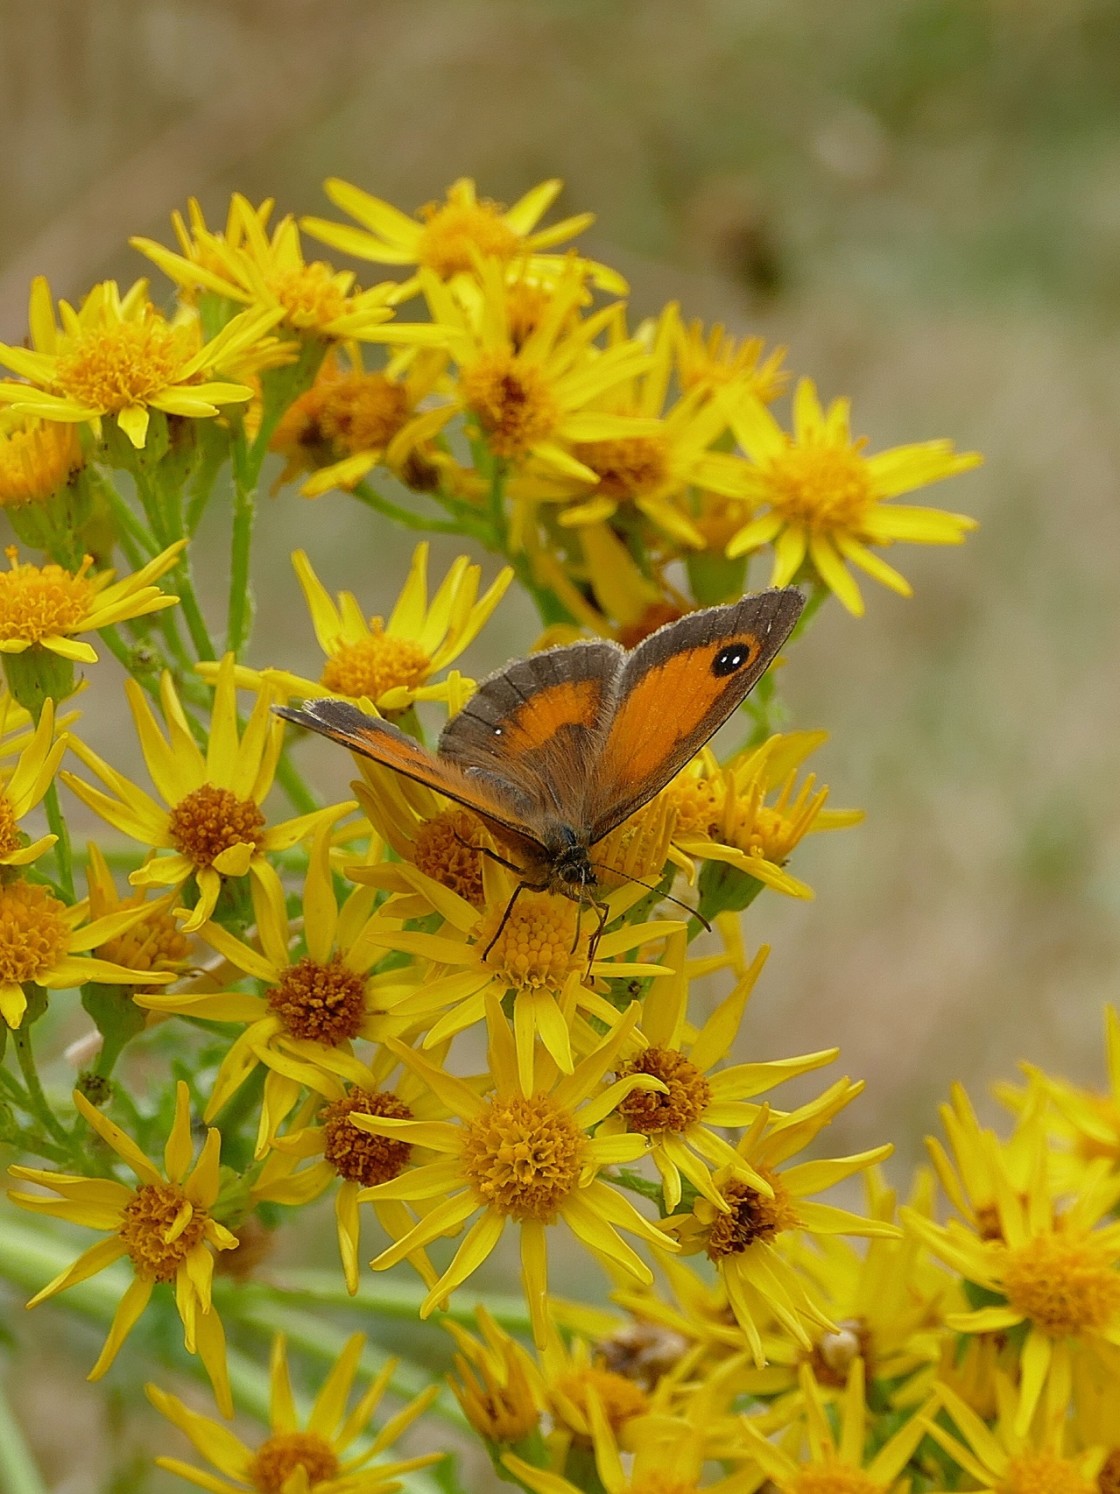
[2,174,1105,1494]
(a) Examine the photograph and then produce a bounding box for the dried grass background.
[2,2,1118,1486]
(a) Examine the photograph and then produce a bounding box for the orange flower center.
[96,901,190,984]
[1097,1449,1120,1494]
[266,954,368,1046]
[0,790,21,858]
[247,1431,340,1494]
[167,783,266,868]
[412,808,489,906]
[1002,1229,1120,1337]
[459,352,558,458]
[552,1366,648,1443]
[762,443,873,532]
[417,198,520,276]
[784,1469,881,1494]
[0,419,82,507]
[618,1048,711,1135]
[705,1168,799,1259]
[0,551,94,644]
[318,621,430,701]
[571,434,670,500]
[321,1087,413,1184]
[0,878,70,982]
[462,1092,586,1221]
[318,372,411,453]
[118,1181,207,1282]
[999,1451,1097,1494]
[267,261,350,331]
[54,314,195,412]
[476,889,584,992]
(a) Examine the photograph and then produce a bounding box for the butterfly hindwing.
[586,588,804,842]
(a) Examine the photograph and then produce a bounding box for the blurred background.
[2,0,1119,1483]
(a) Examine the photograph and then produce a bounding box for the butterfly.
[277,587,804,950]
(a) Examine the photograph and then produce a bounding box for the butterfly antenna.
[586,862,712,933]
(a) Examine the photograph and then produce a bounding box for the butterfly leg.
[451,829,525,877]
[480,879,547,962]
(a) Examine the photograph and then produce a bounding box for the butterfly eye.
[711,639,759,677]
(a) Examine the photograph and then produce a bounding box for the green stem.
[0,1376,46,1494]
[275,752,320,816]
[351,480,488,540]
[228,439,259,657]
[487,458,508,547]
[94,471,157,561]
[12,1024,69,1149]
[43,781,73,902]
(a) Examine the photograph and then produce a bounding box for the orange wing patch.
[499,678,602,757]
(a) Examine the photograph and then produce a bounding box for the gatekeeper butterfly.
[277,587,803,946]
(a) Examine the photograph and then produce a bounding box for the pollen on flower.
[266,954,367,1046]
[461,1092,586,1221]
[417,196,520,276]
[763,444,873,531]
[665,774,724,838]
[618,1049,712,1135]
[505,281,564,350]
[477,891,583,991]
[167,783,266,867]
[247,1432,340,1494]
[553,1366,649,1443]
[675,319,788,404]
[1002,1230,1120,1337]
[705,1169,799,1260]
[459,352,559,458]
[322,1088,412,1185]
[0,550,94,644]
[595,795,676,889]
[318,371,411,452]
[118,1181,206,1281]
[412,807,489,906]
[781,1471,881,1494]
[96,904,190,984]
[723,773,827,862]
[0,792,20,858]
[54,315,195,412]
[267,261,349,330]
[318,622,430,700]
[0,878,70,982]
[1000,1452,1097,1494]
[571,434,670,500]
[0,419,82,507]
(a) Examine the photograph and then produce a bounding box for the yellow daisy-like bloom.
[0,411,82,507]
[415,258,660,490]
[83,841,190,989]
[0,697,66,867]
[60,654,347,932]
[133,821,410,1156]
[132,194,448,350]
[0,853,180,1028]
[148,1332,441,1493]
[268,346,448,497]
[598,933,838,1212]
[672,305,789,405]
[725,378,981,616]
[445,1305,543,1447]
[556,303,761,550]
[252,1053,444,1295]
[923,1375,1105,1493]
[0,540,183,665]
[354,998,675,1347]
[667,731,863,906]
[0,276,282,448]
[228,542,512,715]
[903,1087,1120,1436]
[737,1360,934,1494]
[303,175,626,303]
[8,1082,236,1413]
[606,1255,749,1391]
[668,1082,895,1365]
[352,850,680,1094]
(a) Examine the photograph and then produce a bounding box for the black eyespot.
[711,640,755,677]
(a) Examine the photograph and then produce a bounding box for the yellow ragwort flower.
[0,276,282,448]
[0,412,82,508]
[132,194,448,349]
[0,697,66,868]
[8,1082,236,1412]
[147,1332,440,1493]
[726,377,981,616]
[354,998,676,1347]
[303,175,625,303]
[60,654,348,932]
[0,541,183,664]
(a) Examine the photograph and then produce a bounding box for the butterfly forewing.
[586,588,804,842]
